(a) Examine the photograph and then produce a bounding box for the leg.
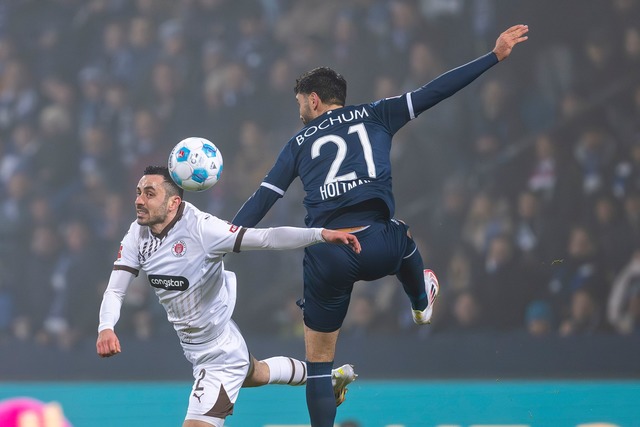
[183,322,248,427]
[397,250,441,324]
[243,352,357,408]
[243,355,306,387]
[396,239,428,311]
[304,325,340,427]
[394,222,440,323]
[304,325,340,362]
[183,419,222,427]
[302,244,355,427]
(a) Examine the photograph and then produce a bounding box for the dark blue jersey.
[263,100,406,227]
[234,52,499,228]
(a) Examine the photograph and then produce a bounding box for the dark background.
[1,0,639,380]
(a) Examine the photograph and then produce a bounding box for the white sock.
[264,356,307,385]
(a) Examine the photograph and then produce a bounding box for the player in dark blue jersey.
[233,24,529,426]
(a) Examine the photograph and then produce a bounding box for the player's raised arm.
[400,24,529,119]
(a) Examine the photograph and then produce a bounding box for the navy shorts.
[301,219,416,332]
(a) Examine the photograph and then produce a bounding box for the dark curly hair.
[143,165,184,199]
[294,66,347,106]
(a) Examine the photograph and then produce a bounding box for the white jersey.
[115,201,242,343]
[99,201,325,345]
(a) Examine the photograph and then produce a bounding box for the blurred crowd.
[0,0,639,351]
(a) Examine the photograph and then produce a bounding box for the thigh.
[302,242,359,333]
[301,220,411,332]
[183,321,250,425]
[357,219,412,281]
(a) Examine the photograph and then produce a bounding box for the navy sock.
[306,361,336,427]
[396,246,428,311]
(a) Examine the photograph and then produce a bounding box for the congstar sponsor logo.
[148,275,189,291]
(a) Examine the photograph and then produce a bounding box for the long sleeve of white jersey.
[237,226,324,251]
[98,269,136,332]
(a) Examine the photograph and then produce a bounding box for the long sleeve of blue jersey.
[409,52,498,117]
[232,185,280,227]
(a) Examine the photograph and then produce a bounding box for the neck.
[314,103,343,119]
[325,104,343,113]
[150,217,173,236]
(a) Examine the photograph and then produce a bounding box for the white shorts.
[182,320,251,426]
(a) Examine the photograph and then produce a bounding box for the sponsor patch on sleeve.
[229,224,239,233]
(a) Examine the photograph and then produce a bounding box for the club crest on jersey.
[172,240,187,257]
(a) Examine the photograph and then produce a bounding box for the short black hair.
[143,165,184,198]
[294,67,347,106]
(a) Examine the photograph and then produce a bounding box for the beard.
[136,205,168,228]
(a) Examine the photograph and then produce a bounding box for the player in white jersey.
[96,166,360,427]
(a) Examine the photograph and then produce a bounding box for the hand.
[96,329,121,357]
[321,229,362,254]
[493,24,529,61]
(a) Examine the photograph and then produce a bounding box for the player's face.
[296,93,313,125]
[135,175,172,232]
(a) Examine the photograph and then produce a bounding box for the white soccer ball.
[168,137,223,192]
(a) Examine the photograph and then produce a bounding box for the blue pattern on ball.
[176,147,190,162]
[202,143,217,158]
[192,168,208,183]
[170,171,183,185]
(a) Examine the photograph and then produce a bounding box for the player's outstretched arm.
[237,226,360,253]
[321,229,361,254]
[398,24,529,119]
[97,329,121,357]
[492,24,529,61]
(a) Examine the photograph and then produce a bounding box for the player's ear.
[168,195,181,211]
[309,92,320,109]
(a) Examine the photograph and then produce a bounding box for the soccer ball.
[168,137,223,192]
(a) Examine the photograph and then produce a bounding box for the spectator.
[100,79,135,155]
[0,122,41,186]
[0,1,638,347]
[127,16,158,94]
[589,193,631,280]
[572,125,617,198]
[0,58,39,135]
[96,20,134,84]
[39,219,107,349]
[525,300,554,337]
[608,248,640,335]
[77,66,106,136]
[36,104,79,201]
[447,290,486,333]
[461,190,512,256]
[142,60,193,141]
[125,108,167,186]
[476,234,528,330]
[428,178,469,272]
[559,288,605,336]
[12,225,60,342]
[547,225,608,325]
